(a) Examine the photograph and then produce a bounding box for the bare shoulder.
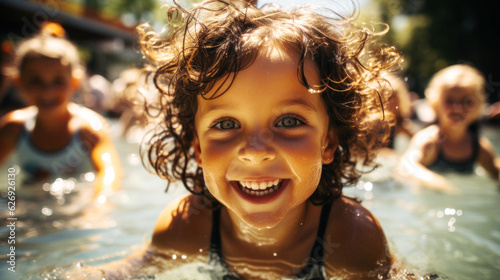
[477,136,500,179]
[324,196,391,275]
[70,103,108,130]
[478,136,495,153]
[411,125,439,147]
[0,107,36,146]
[152,193,212,256]
[69,103,111,144]
[404,125,439,165]
[0,106,36,127]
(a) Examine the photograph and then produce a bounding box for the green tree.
[103,0,158,23]
[369,0,500,100]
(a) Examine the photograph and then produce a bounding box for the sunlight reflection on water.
[0,121,499,279]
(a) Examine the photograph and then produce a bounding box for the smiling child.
[102,0,406,279]
[0,23,122,198]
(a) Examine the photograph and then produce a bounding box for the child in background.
[100,1,408,279]
[383,73,416,152]
[364,73,417,182]
[0,22,122,198]
[397,64,500,193]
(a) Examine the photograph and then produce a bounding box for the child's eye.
[27,78,43,87]
[275,115,305,128]
[211,118,240,130]
[53,78,68,86]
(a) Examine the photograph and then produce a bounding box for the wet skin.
[193,46,335,230]
[437,85,482,130]
[18,56,76,117]
[144,47,392,279]
[0,56,122,197]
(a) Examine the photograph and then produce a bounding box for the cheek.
[276,135,324,179]
[203,171,220,196]
[198,139,237,187]
[200,139,237,166]
[277,133,323,158]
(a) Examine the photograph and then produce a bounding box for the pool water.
[1,120,499,280]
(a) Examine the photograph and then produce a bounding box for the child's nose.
[238,133,276,164]
[448,101,464,111]
[33,83,60,93]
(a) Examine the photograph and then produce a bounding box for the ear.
[321,129,338,165]
[71,76,81,90]
[12,76,22,88]
[192,132,202,167]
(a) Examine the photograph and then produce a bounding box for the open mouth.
[235,179,284,197]
[448,112,465,122]
[38,99,61,108]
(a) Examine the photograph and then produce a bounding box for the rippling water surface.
[1,121,499,279]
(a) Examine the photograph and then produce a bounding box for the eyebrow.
[278,98,318,112]
[197,104,231,119]
[198,98,318,118]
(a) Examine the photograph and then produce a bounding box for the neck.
[223,201,313,248]
[440,124,470,142]
[35,105,72,131]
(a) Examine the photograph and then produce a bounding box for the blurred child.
[383,73,416,152]
[0,22,122,198]
[0,40,26,117]
[98,1,409,279]
[397,64,500,193]
[363,73,417,182]
[110,68,150,139]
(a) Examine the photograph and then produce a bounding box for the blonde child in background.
[0,22,122,198]
[397,64,500,193]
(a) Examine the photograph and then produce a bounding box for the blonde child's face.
[436,85,483,127]
[193,47,336,229]
[18,56,76,114]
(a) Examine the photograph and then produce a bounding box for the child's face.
[193,47,336,229]
[437,85,483,127]
[18,56,76,114]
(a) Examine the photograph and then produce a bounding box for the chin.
[240,211,286,230]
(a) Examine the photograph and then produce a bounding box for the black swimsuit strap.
[471,129,480,161]
[313,201,334,260]
[294,201,333,279]
[210,207,222,252]
[208,202,333,280]
[207,208,240,279]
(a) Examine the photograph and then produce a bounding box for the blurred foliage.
[101,0,159,24]
[363,0,500,100]
[99,0,204,31]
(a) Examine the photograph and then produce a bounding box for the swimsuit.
[428,130,479,174]
[203,202,333,280]
[15,110,94,181]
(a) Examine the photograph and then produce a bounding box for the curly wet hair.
[138,0,401,206]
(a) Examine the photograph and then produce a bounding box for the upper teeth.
[239,179,281,190]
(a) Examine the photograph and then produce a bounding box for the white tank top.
[15,110,94,182]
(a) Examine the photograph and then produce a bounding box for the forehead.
[20,56,71,76]
[441,84,481,100]
[196,46,323,116]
